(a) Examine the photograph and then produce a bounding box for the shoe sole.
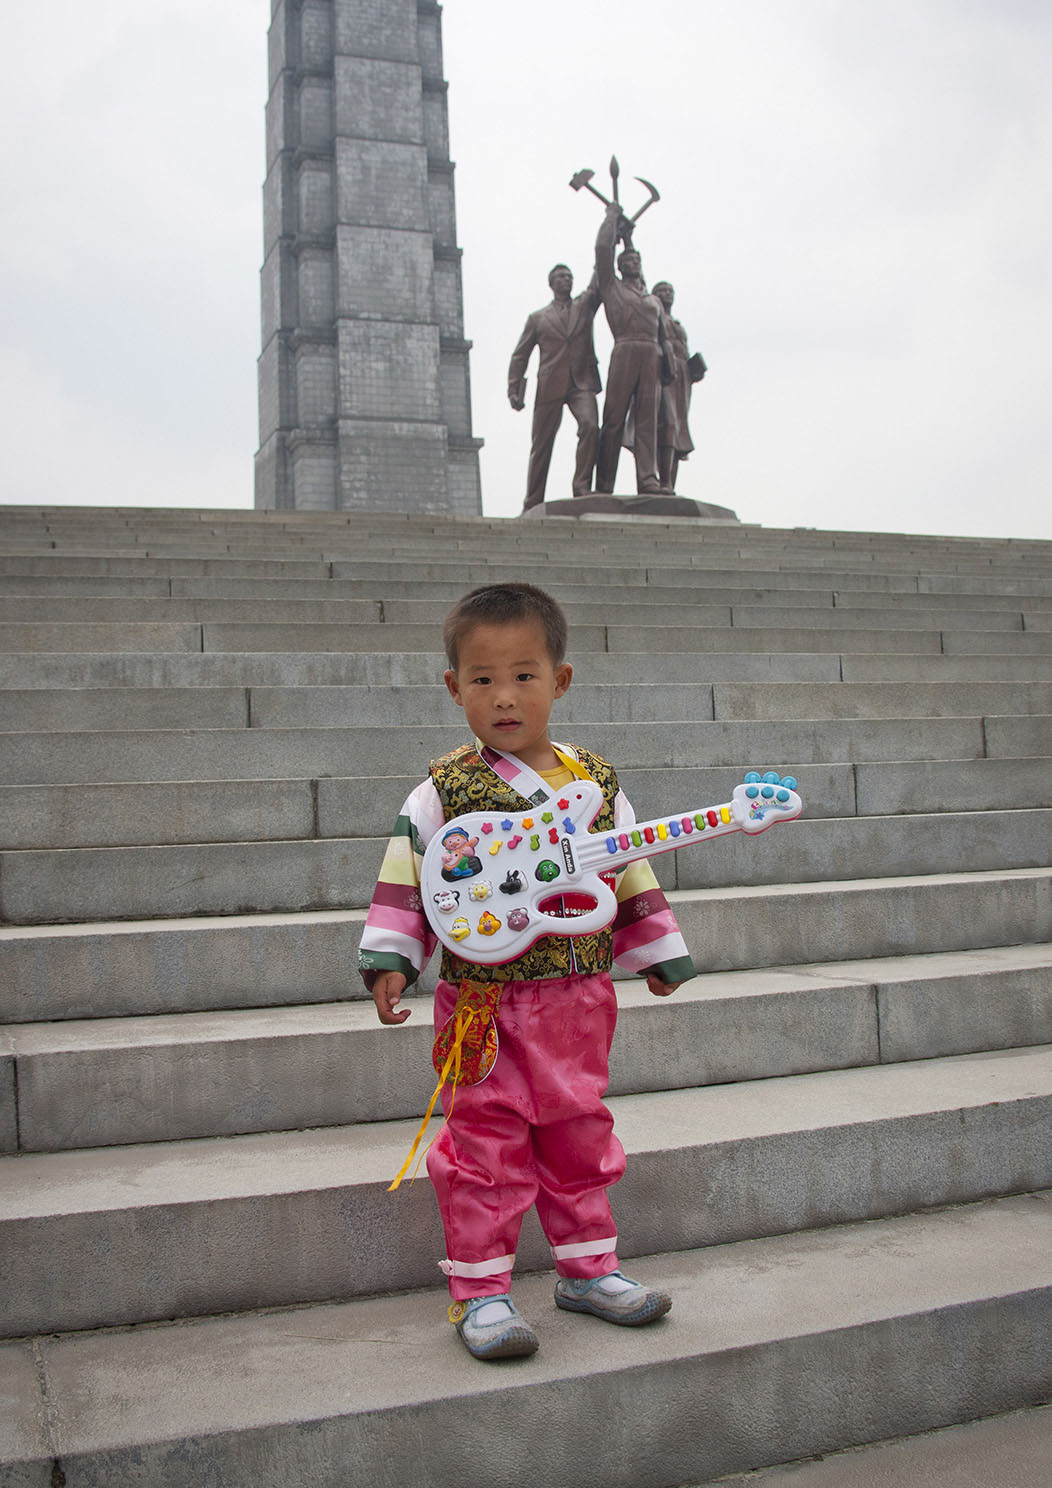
[554,1290,672,1326]
[458,1324,540,1361]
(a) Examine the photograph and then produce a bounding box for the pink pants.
[426,973,626,1300]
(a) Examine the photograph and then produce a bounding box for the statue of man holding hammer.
[593,200,673,495]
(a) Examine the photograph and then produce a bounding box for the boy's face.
[444,618,572,772]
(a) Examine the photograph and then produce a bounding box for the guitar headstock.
[731,771,803,834]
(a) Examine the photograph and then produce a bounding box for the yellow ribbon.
[552,744,595,782]
[387,1006,477,1192]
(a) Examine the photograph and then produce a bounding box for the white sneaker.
[448,1293,539,1360]
[554,1270,671,1326]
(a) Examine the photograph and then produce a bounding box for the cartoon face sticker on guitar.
[440,827,482,883]
[449,916,471,942]
[467,879,492,902]
[432,888,460,915]
[506,907,530,932]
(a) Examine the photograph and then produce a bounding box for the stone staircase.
[0,503,1050,1487]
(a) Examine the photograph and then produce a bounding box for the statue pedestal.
[521,492,739,522]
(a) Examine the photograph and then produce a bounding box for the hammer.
[568,168,612,207]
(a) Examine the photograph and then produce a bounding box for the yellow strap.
[552,745,594,782]
[387,1008,475,1191]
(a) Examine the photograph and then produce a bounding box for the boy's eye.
[516,672,534,682]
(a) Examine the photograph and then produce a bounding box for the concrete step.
[12,619,1032,657]
[0,648,847,692]
[942,629,1052,654]
[0,553,339,579]
[673,809,1052,892]
[0,686,252,732]
[4,759,1049,851]
[610,625,1052,657]
[2,1047,1051,1335]
[2,872,1047,1024]
[0,622,203,653]
[5,570,1051,611]
[7,548,1051,594]
[5,678,1048,735]
[4,594,1043,632]
[699,1404,1052,1488]
[711,680,1052,719]
[242,679,1049,727]
[692,1404,1052,1487]
[841,652,1052,681]
[2,1194,1050,1487]
[4,715,1036,786]
[4,646,1051,693]
[2,808,1048,923]
[6,946,1051,1153]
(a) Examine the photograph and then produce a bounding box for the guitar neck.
[573,776,802,877]
[575,800,739,875]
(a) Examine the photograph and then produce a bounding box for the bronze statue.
[593,201,672,495]
[507,264,602,511]
[652,282,706,492]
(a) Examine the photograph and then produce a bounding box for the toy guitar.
[421,770,802,964]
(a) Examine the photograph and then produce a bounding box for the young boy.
[359,582,696,1360]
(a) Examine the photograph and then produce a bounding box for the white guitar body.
[422,771,802,966]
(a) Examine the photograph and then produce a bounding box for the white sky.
[1,0,1050,541]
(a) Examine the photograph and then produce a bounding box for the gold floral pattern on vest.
[429,743,618,984]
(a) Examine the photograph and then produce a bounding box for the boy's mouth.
[494,719,520,730]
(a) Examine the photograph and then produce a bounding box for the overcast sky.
[1,0,1049,541]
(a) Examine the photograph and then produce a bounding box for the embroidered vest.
[429,743,619,984]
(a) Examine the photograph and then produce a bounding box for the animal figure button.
[477,911,501,936]
[535,860,560,883]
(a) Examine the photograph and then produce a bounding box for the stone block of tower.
[255,0,483,514]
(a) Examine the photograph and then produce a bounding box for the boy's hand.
[373,971,410,1024]
[645,972,680,998]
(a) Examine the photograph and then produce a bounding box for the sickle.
[630,177,661,224]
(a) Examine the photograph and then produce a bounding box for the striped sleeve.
[358,778,443,991]
[610,789,697,985]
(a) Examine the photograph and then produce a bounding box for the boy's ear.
[444,668,463,706]
[554,661,572,698]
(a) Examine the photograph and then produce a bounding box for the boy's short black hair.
[443,583,568,670]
